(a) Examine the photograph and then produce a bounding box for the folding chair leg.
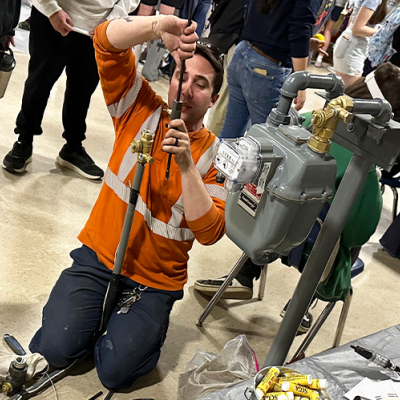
[332,287,353,348]
[290,302,336,363]
[196,253,248,327]
[258,265,268,300]
[391,186,398,221]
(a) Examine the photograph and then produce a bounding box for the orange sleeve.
[93,21,137,109]
[186,165,227,246]
[93,20,159,131]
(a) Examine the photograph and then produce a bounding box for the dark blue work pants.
[29,246,183,390]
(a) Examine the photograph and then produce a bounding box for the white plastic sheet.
[178,335,258,400]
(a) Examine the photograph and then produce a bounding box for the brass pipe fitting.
[308,96,354,154]
[131,129,155,165]
[2,382,12,393]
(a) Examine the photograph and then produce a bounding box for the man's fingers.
[166,119,187,133]
[294,101,304,111]
[177,48,194,60]
[183,21,197,35]
[181,31,198,44]
[179,41,196,54]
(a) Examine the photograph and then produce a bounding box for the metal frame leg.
[391,186,398,221]
[263,155,372,367]
[290,302,336,363]
[196,253,248,327]
[332,287,353,348]
[258,265,268,300]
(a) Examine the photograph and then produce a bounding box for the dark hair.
[345,62,400,121]
[170,43,224,97]
[369,0,388,25]
[258,0,279,14]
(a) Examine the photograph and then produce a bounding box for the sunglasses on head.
[196,41,225,63]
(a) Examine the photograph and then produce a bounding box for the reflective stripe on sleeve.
[107,69,143,119]
[105,167,195,241]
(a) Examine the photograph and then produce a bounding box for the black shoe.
[280,300,313,334]
[194,276,253,300]
[2,141,33,173]
[56,145,104,180]
[18,18,30,31]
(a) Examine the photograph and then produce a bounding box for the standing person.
[0,0,21,69]
[219,0,320,140]
[333,0,388,87]
[28,15,227,390]
[206,0,246,136]
[180,0,212,38]
[315,0,346,67]
[2,0,138,178]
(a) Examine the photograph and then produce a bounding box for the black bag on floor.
[380,213,400,259]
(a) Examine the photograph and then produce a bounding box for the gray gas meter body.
[221,122,336,264]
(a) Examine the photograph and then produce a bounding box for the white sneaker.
[194,276,253,300]
[314,55,323,68]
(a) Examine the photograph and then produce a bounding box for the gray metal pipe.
[263,154,372,367]
[277,72,345,113]
[113,162,145,275]
[269,72,345,126]
[352,98,393,125]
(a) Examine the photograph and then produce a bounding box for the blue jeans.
[180,0,212,38]
[29,246,183,390]
[220,40,292,139]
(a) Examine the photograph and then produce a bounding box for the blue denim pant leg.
[180,0,212,37]
[220,42,251,139]
[220,41,291,139]
[29,245,183,390]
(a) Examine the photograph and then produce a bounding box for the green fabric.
[300,112,383,302]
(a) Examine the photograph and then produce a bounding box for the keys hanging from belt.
[117,285,148,314]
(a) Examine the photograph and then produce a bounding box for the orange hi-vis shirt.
[78,21,227,291]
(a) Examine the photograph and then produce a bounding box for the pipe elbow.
[375,99,393,125]
[280,71,311,99]
[326,74,345,100]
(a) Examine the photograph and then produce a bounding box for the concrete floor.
[0,38,400,400]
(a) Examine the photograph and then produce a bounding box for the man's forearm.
[106,15,164,49]
[181,166,213,221]
[291,57,309,72]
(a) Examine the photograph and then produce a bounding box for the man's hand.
[310,37,328,57]
[49,10,73,36]
[4,35,15,49]
[162,119,194,172]
[156,16,198,66]
[294,90,306,111]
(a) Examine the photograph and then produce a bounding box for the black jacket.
[0,0,21,45]
[243,0,320,68]
[208,0,246,54]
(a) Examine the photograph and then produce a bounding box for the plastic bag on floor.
[0,346,48,384]
[178,335,258,400]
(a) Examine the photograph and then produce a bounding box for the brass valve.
[2,382,12,394]
[308,95,354,154]
[131,129,155,165]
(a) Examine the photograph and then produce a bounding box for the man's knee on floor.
[96,367,135,390]
[95,342,160,390]
[29,330,85,369]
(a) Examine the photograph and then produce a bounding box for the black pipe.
[165,0,195,180]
